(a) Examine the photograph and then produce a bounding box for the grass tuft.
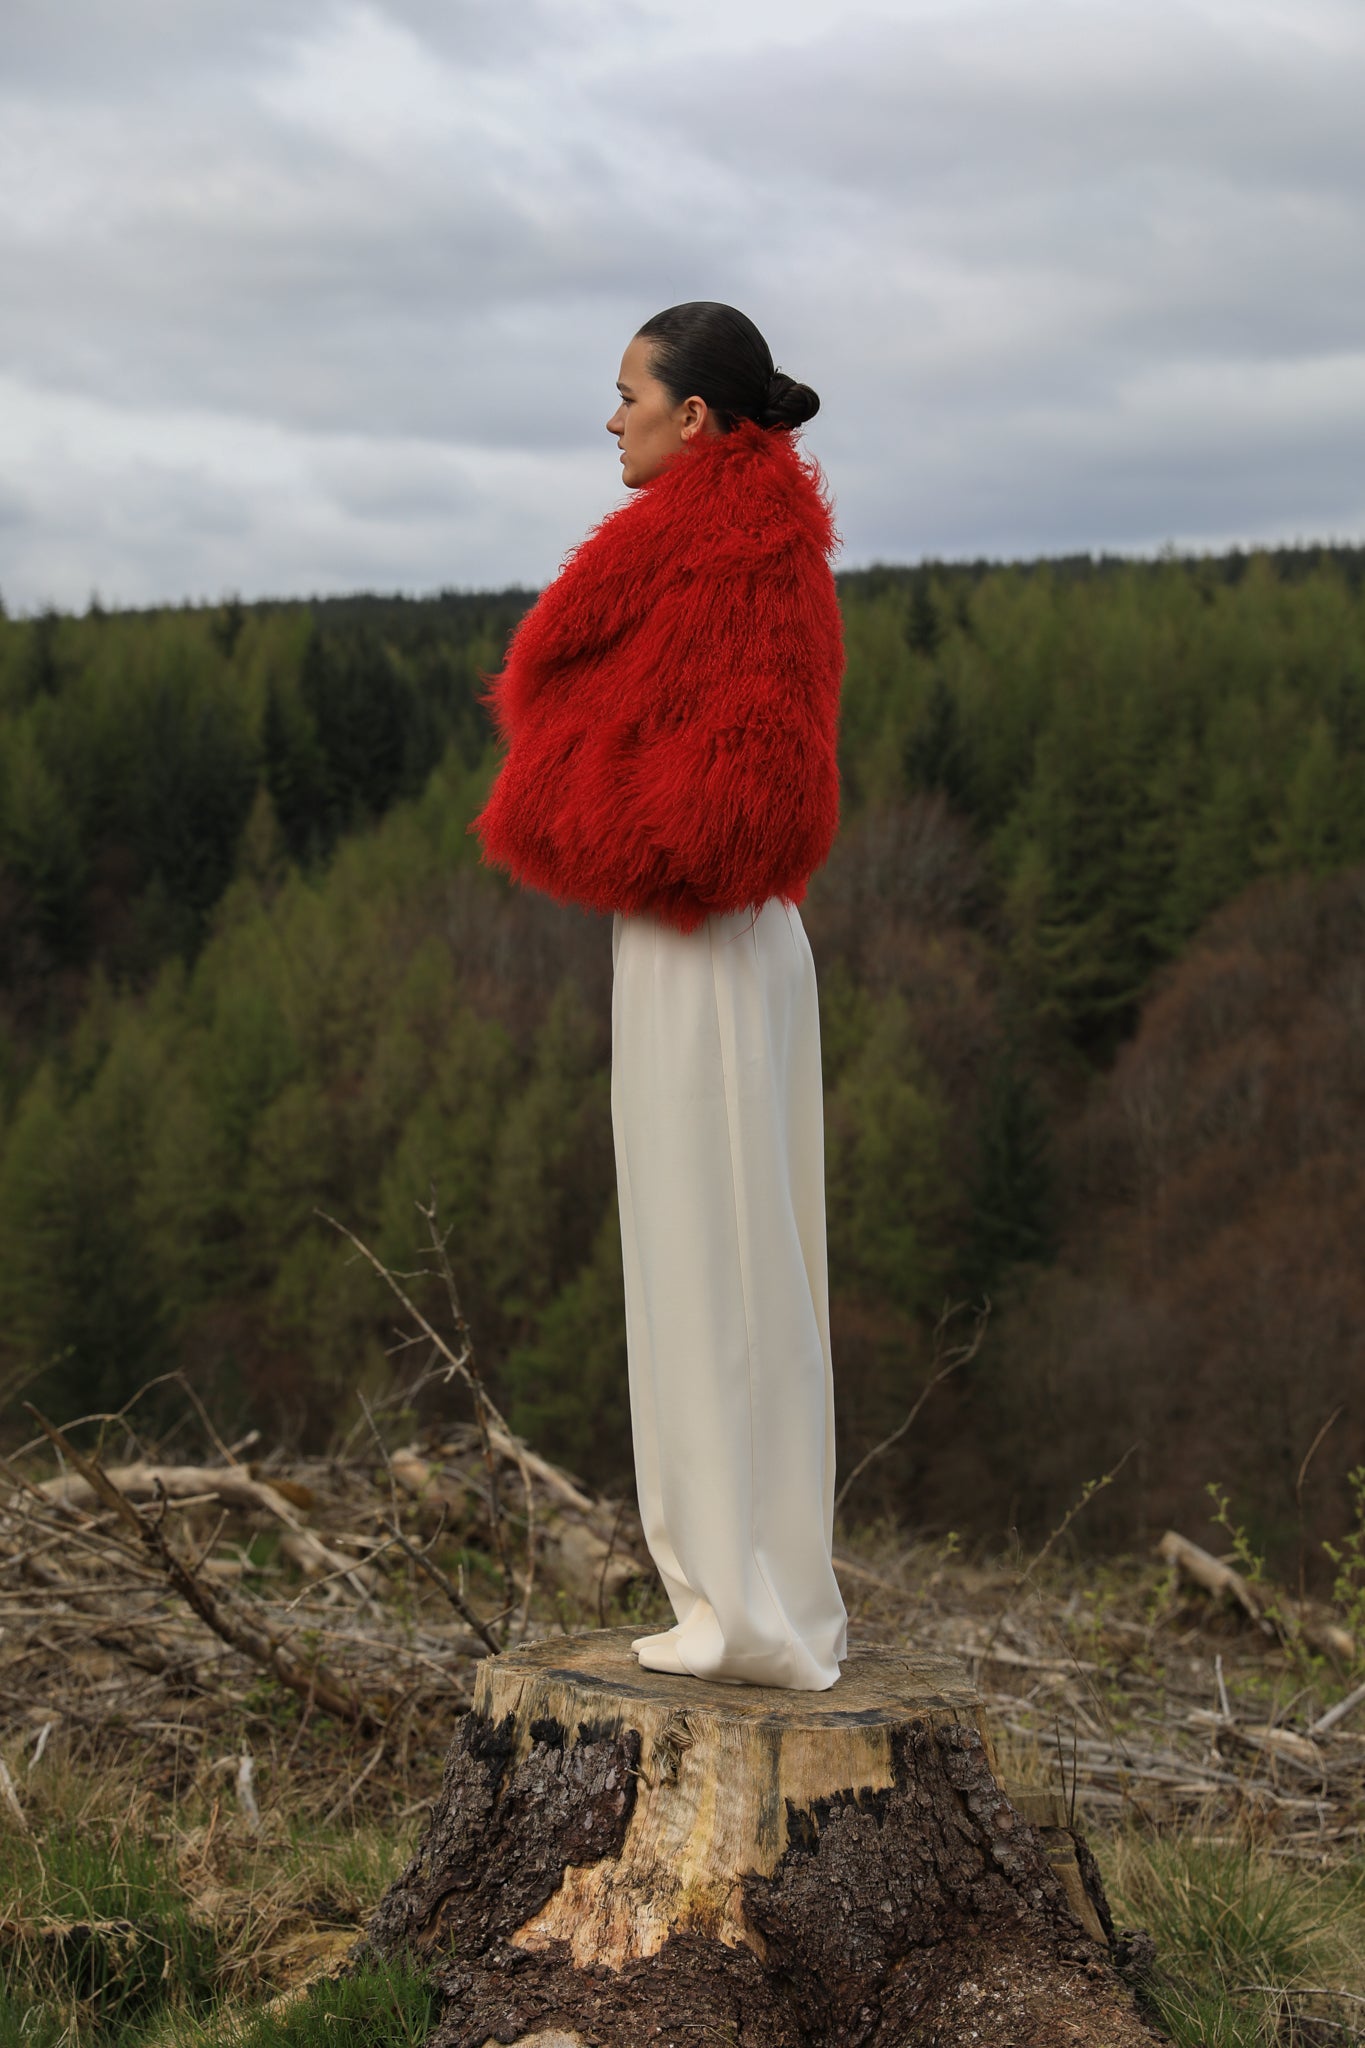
[1100,1831,1365,2047]
[0,1814,219,2041]
[180,1962,438,2048]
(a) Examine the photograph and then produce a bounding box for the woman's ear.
[679,394,711,442]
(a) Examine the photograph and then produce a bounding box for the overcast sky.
[3,0,1362,612]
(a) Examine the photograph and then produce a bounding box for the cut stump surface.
[365,1627,1164,2047]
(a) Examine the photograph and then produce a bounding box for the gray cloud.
[2,0,1362,609]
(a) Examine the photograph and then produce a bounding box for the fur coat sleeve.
[470,421,844,932]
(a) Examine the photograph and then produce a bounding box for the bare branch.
[834,1298,989,1517]
[23,1407,388,1732]
[317,1202,539,1639]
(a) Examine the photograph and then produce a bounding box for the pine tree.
[0,722,89,959]
[824,994,954,1317]
[211,595,247,659]
[484,980,612,1324]
[503,1203,631,1486]
[960,1040,1056,1302]
[300,626,413,823]
[906,576,943,657]
[903,675,974,812]
[131,656,257,936]
[1269,714,1365,875]
[262,672,333,862]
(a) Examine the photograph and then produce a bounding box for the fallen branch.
[1308,1678,1365,1739]
[1158,1529,1356,1663]
[357,1394,505,1662]
[1158,1530,1265,1626]
[24,1409,388,1731]
[29,1462,372,1594]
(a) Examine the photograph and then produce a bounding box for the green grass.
[0,1758,430,2047]
[0,1991,66,2048]
[0,1965,437,2048]
[168,1965,437,2048]
[10,1802,1363,2048]
[0,1816,219,2043]
[1100,1832,1365,2047]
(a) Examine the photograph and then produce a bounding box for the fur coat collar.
[470,419,844,932]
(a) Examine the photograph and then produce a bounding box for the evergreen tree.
[131,656,258,938]
[959,1040,1056,1302]
[906,576,943,657]
[23,609,62,700]
[262,672,333,863]
[0,722,89,959]
[903,675,974,811]
[300,626,413,824]
[1165,758,1270,940]
[484,980,612,1324]
[503,1203,631,1486]
[825,994,954,1317]
[0,1027,170,1415]
[211,595,247,659]
[1270,714,1365,875]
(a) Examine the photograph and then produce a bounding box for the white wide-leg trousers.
[610,899,848,1691]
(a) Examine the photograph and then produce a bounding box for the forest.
[1,542,1362,1580]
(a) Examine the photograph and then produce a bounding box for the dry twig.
[834,1298,988,1517]
[23,1408,387,1731]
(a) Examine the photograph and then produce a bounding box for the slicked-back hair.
[636,302,820,431]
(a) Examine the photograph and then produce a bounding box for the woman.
[472,302,848,1690]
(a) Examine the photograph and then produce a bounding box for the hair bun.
[762,369,820,429]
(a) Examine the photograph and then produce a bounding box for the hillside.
[1,544,1363,1572]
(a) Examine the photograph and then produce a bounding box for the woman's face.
[605,334,715,488]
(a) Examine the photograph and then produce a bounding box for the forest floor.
[1,1414,1362,2048]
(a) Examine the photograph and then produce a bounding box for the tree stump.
[364,1627,1163,2047]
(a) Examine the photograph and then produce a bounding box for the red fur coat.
[469,419,844,931]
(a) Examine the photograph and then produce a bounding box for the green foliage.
[483,979,612,1318]
[212,1964,438,2047]
[959,1038,1056,1301]
[1204,1480,1365,1688]
[0,1017,173,1415]
[1100,1832,1364,2048]
[1206,1482,1270,1591]
[825,994,954,1316]
[0,719,90,957]
[261,669,332,865]
[0,591,528,996]
[0,1991,64,2048]
[0,1754,438,2048]
[0,1818,219,2041]
[839,550,1365,1046]
[903,672,974,811]
[503,1199,630,1480]
[2,547,1365,1524]
[3,550,1364,1043]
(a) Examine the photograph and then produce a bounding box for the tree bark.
[364,1627,1164,2047]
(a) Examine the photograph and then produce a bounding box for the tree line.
[1,546,1362,1574]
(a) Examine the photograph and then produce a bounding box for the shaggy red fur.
[469,419,844,931]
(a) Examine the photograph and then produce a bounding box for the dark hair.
[636,301,820,431]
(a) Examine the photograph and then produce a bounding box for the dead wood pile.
[0,1411,647,1810]
[909,1546,1365,1866]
